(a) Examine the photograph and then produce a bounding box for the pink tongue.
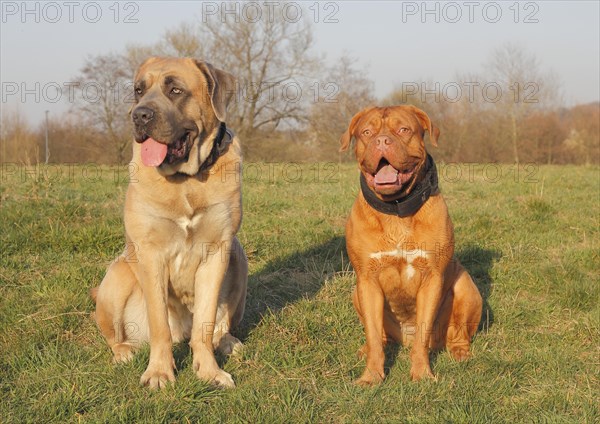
[141,138,168,167]
[374,164,399,185]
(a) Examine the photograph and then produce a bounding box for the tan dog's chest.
[126,168,241,312]
[167,205,232,308]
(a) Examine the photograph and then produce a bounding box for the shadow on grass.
[456,244,499,333]
[172,236,349,369]
[238,235,347,340]
[425,245,499,372]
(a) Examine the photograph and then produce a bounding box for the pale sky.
[1,1,599,126]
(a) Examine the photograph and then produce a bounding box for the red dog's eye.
[362,129,371,136]
[399,127,410,133]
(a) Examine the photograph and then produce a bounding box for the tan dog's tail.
[89,287,99,303]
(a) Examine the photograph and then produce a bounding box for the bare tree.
[123,44,156,77]
[161,22,205,57]
[70,53,132,164]
[125,23,206,73]
[561,103,600,165]
[0,106,39,164]
[202,4,317,140]
[308,55,375,160]
[485,43,560,164]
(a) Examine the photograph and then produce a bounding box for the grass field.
[1,162,598,423]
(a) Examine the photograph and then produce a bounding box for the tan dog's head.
[131,57,236,176]
[340,105,439,200]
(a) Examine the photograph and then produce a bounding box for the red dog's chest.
[370,247,431,322]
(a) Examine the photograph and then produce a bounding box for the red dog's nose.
[376,135,393,150]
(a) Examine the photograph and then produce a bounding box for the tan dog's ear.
[411,106,440,146]
[339,109,371,152]
[195,60,237,122]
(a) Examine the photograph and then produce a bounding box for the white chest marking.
[175,214,204,234]
[404,264,416,279]
[369,248,429,263]
[173,250,185,271]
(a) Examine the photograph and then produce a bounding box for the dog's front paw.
[216,333,243,356]
[354,368,384,387]
[409,362,435,381]
[211,369,235,389]
[194,363,235,389]
[140,362,175,389]
[449,346,472,362]
[112,343,135,364]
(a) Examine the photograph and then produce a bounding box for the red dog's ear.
[339,108,374,152]
[411,106,439,146]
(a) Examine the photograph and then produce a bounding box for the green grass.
[1,162,598,423]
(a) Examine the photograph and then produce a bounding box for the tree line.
[1,5,598,165]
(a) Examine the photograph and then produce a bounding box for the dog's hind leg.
[442,262,482,361]
[94,258,145,363]
[212,239,248,356]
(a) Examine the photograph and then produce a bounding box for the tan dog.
[340,105,482,386]
[92,57,247,389]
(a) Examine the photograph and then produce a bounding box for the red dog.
[341,105,482,385]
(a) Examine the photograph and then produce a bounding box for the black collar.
[360,154,438,217]
[199,122,232,173]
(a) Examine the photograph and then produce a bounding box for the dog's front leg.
[411,273,443,381]
[355,277,386,386]
[136,257,175,389]
[190,240,235,388]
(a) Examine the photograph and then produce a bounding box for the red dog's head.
[340,105,439,200]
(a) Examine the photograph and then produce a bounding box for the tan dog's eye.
[135,88,142,95]
[362,129,372,136]
[171,88,183,95]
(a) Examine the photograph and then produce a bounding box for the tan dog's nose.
[376,135,393,151]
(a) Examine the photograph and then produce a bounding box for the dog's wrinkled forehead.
[356,111,383,132]
[134,58,206,96]
[357,108,422,134]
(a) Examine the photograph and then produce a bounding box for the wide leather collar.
[360,154,438,217]
[198,122,232,173]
